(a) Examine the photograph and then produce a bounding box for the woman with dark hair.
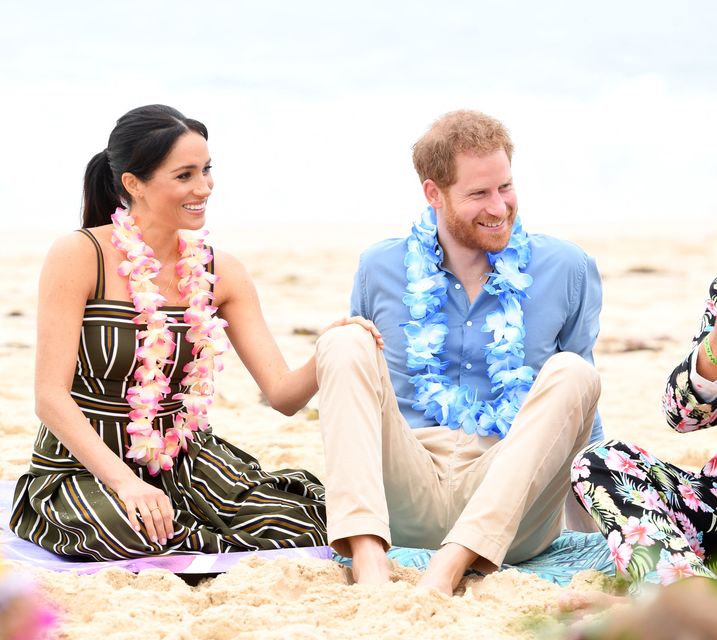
[10,105,382,559]
[571,278,717,589]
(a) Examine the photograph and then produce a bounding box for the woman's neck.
[128,209,178,265]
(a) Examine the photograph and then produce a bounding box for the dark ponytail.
[81,105,209,228]
[82,150,121,228]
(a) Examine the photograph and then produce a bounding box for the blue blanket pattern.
[335,531,614,587]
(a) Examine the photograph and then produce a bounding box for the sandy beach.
[1,222,715,639]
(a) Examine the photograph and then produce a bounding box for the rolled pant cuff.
[442,525,510,570]
[328,516,392,557]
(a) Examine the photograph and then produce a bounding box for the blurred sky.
[3,0,717,233]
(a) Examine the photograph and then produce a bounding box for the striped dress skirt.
[10,296,327,560]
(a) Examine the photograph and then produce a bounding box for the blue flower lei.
[402,206,535,438]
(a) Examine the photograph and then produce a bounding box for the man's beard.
[443,199,517,254]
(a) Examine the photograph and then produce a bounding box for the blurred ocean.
[2,0,717,234]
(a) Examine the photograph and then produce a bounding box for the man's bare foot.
[348,535,391,585]
[417,543,481,596]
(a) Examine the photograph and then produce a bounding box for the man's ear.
[121,172,142,200]
[423,179,444,209]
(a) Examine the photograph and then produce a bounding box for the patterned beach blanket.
[347,532,616,586]
[0,481,331,574]
[0,481,613,583]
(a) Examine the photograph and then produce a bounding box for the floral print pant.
[572,439,717,588]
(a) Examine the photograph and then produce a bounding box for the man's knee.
[541,352,601,399]
[316,323,378,368]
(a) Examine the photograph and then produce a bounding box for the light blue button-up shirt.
[350,232,604,442]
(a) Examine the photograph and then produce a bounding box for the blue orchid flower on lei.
[401,206,535,438]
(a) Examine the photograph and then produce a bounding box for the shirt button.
[466,321,473,327]
[465,363,472,369]
[454,283,462,290]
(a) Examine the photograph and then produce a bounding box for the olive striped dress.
[10,229,326,560]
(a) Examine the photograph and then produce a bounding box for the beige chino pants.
[315,324,600,569]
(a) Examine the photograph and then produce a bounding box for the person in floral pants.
[572,277,717,588]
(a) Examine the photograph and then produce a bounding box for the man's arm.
[556,252,604,441]
[349,254,369,318]
[556,253,602,362]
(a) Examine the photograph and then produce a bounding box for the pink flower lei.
[111,208,229,475]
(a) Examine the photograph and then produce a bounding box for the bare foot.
[348,535,391,586]
[417,543,481,596]
[558,589,626,614]
[567,578,717,640]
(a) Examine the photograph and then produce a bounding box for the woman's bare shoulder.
[212,247,257,285]
[211,248,255,305]
[47,225,112,257]
[41,229,110,299]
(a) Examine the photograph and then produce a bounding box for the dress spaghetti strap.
[76,229,106,299]
[208,246,215,294]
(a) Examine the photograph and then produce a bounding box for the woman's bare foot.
[348,535,391,585]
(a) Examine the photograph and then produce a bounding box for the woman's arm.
[663,278,717,432]
[35,233,173,543]
[695,327,717,381]
[216,250,381,416]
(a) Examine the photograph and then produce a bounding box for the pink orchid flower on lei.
[111,209,228,475]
